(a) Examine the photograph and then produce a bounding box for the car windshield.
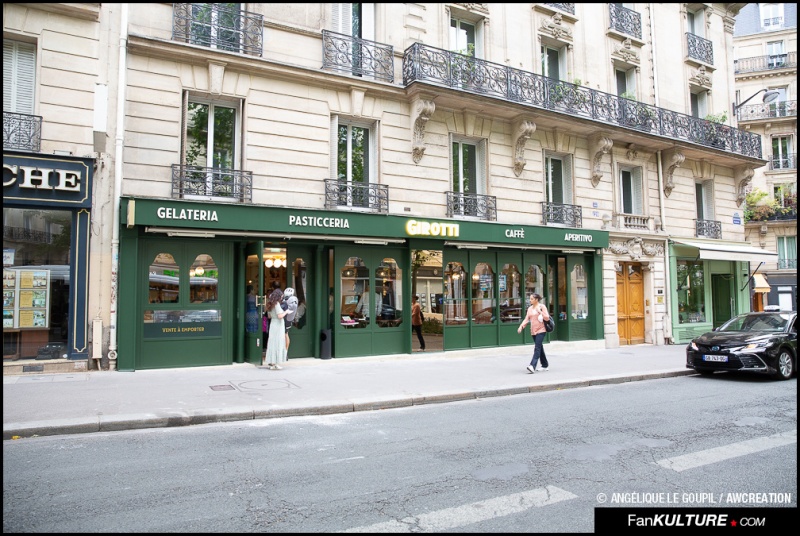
[719,313,790,332]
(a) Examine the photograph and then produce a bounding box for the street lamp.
[732,88,780,115]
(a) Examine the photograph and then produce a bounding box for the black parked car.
[686,311,797,380]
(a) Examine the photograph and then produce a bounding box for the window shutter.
[626,68,636,95]
[695,183,704,220]
[4,41,36,114]
[477,139,487,194]
[368,124,377,183]
[361,4,375,41]
[563,156,573,204]
[632,167,643,215]
[330,115,339,180]
[331,4,352,35]
[702,180,715,220]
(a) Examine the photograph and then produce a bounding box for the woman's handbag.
[544,316,555,333]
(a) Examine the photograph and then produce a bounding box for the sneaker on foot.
[540,367,549,371]
[274,364,283,370]
[526,365,535,374]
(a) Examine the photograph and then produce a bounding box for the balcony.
[322,30,394,83]
[544,3,575,15]
[446,192,497,221]
[171,165,253,202]
[3,111,42,153]
[695,219,722,239]
[737,100,797,122]
[324,179,388,214]
[608,3,641,40]
[542,202,582,228]
[769,153,797,171]
[172,3,263,56]
[615,213,651,231]
[735,52,796,74]
[402,43,763,158]
[778,259,797,270]
[686,33,714,66]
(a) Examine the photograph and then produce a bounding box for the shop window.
[149,253,180,304]
[411,249,443,316]
[525,264,545,305]
[571,264,588,320]
[471,262,495,324]
[557,258,567,320]
[676,260,706,324]
[189,254,219,304]
[444,262,467,325]
[499,264,522,323]
[289,257,308,329]
[341,256,371,328]
[376,258,402,327]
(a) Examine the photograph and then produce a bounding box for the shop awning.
[751,273,771,293]
[671,239,779,263]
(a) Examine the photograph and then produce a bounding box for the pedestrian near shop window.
[411,295,426,352]
[518,292,551,373]
[264,288,288,370]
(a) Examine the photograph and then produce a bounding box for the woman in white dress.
[264,289,288,369]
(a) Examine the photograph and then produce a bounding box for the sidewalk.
[3,342,693,439]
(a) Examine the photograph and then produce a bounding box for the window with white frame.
[695,181,715,221]
[451,136,487,217]
[545,154,573,205]
[619,166,644,215]
[777,236,797,270]
[616,66,636,98]
[771,135,793,169]
[183,96,241,199]
[766,40,786,68]
[541,43,565,80]
[768,87,790,117]
[760,3,784,29]
[687,8,705,37]
[331,115,376,208]
[450,15,480,57]
[332,3,375,40]
[690,90,708,118]
[3,40,36,114]
[189,3,246,53]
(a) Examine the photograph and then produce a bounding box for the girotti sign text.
[3,155,92,207]
[405,220,460,237]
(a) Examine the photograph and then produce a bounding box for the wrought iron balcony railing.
[3,111,42,153]
[324,179,388,214]
[735,52,796,74]
[770,153,797,170]
[322,30,394,83]
[171,164,253,202]
[402,43,762,158]
[3,226,52,244]
[686,33,714,66]
[172,3,263,56]
[545,3,575,15]
[616,213,651,231]
[446,191,497,221]
[737,100,797,122]
[695,219,722,239]
[778,259,797,270]
[542,202,582,227]
[609,3,641,40]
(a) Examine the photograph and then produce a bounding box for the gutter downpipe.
[108,3,129,370]
[650,3,672,344]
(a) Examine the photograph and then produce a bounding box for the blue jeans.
[530,332,548,369]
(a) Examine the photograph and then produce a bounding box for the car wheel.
[698,370,715,377]
[774,350,794,381]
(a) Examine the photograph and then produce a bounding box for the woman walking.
[264,288,288,370]
[517,292,551,373]
[411,295,426,352]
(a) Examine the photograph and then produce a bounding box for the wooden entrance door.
[616,262,644,345]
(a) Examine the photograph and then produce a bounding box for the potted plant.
[704,111,728,149]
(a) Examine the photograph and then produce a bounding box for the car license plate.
[703,355,728,362]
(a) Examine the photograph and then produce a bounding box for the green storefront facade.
[117,197,609,370]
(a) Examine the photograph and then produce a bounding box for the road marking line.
[340,485,578,532]
[656,429,797,472]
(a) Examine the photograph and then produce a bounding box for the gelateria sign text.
[157,207,219,222]
[3,155,93,208]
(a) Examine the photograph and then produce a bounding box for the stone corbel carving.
[611,37,639,65]
[540,12,572,41]
[688,65,712,90]
[661,148,685,198]
[588,133,613,187]
[208,61,227,96]
[734,165,755,207]
[411,99,435,164]
[512,119,536,177]
[626,143,639,161]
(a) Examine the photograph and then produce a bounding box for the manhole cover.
[210,384,235,391]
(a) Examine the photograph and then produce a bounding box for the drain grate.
[209,384,235,391]
[23,365,44,373]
